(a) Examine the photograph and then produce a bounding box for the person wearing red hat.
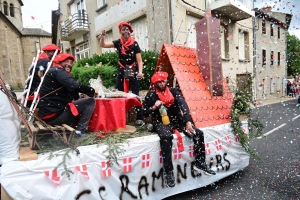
[143,71,216,187]
[38,53,96,137]
[24,44,61,108]
[99,22,144,127]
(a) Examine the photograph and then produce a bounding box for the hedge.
[71,50,159,90]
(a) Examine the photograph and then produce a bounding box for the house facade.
[0,0,52,88]
[253,7,291,100]
[56,0,290,99]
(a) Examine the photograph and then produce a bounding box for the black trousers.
[154,123,206,174]
[116,71,143,120]
[45,97,95,131]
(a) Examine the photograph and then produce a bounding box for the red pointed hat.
[42,44,61,52]
[118,22,133,33]
[151,71,168,84]
[53,53,75,63]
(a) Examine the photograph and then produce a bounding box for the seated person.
[24,44,61,108]
[143,71,216,188]
[38,53,96,137]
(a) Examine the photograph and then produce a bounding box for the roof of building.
[154,44,233,128]
[21,28,52,37]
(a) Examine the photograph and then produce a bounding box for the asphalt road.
[164,99,300,200]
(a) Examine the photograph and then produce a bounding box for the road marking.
[257,123,286,139]
[292,114,300,121]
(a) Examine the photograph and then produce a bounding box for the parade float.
[0,10,262,200]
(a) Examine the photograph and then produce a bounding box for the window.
[97,0,106,8]
[186,15,199,49]
[130,17,149,51]
[236,74,252,94]
[278,52,280,66]
[9,3,14,17]
[220,25,229,59]
[270,24,273,36]
[270,51,274,65]
[278,27,280,39]
[277,77,281,91]
[263,78,267,94]
[262,19,266,34]
[3,1,8,15]
[262,49,266,66]
[270,78,275,94]
[238,30,249,60]
[75,42,89,60]
[102,30,114,53]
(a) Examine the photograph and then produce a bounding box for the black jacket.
[26,58,49,95]
[38,66,95,117]
[143,87,192,128]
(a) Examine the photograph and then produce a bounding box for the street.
[165,99,300,200]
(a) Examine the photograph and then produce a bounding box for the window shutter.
[239,31,245,60]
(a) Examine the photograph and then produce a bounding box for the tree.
[287,33,300,77]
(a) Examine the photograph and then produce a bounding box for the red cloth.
[156,87,174,107]
[151,71,168,84]
[67,103,79,116]
[42,44,61,52]
[88,98,142,132]
[38,53,49,61]
[118,22,133,33]
[173,129,184,152]
[120,37,135,55]
[117,61,136,93]
[53,53,75,63]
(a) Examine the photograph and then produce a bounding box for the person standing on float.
[99,22,144,127]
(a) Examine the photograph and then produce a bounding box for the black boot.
[165,171,175,187]
[194,161,216,175]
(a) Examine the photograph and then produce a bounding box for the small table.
[88,97,142,132]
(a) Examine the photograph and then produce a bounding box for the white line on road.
[292,114,300,121]
[257,123,286,139]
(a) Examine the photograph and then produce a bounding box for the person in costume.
[99,22,144,127]
[24,44,61,108]
[38,54,96,137]
[143,71,216,188]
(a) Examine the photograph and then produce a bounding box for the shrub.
[71,64,117,88]
[71,50,160,90]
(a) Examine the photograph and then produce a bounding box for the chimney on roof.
[261,6,272,13]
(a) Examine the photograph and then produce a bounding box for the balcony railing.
[61,11,89,41]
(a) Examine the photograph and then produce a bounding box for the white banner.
[1,123,249,200]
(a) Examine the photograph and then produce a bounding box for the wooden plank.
[19,146,38,161]
[1,186,13,200]
[35,121,46,131]
[62,124,75,132]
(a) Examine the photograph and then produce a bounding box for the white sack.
[0,91,21,165]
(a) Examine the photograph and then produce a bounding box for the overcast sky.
[21,0,300,38]
[21,0,58,33]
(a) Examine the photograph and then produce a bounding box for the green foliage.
[140,50,160,89]
[287,32,300,76]
[71,50,159,90]
[228,72,264,160]
[71,64,117,88]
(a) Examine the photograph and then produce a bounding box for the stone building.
[253,7,292,100]
[0,0,52,88]
[56,0,255,88]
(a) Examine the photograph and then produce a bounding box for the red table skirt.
[88,97,142,132]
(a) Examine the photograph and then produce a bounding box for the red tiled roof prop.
[153,44,233,128]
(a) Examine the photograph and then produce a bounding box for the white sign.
[1,123,249,200]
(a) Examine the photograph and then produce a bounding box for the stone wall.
[0,17,24,88]
[22,36,51,78]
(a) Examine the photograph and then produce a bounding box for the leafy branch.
[228,72,264,160]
